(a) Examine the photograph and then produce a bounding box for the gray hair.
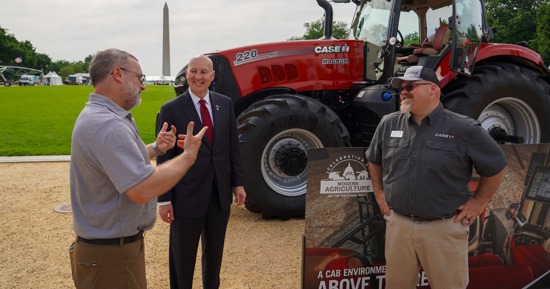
[89,48,138,87]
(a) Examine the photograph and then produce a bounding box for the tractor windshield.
[350,0,453,81]
[351,0,393,47]
[450,0,485,74]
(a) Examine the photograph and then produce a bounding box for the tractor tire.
[238,94,350,219]
[442,63,550,143]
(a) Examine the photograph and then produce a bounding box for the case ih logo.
[314,44,350,54]
[320,155,372,196]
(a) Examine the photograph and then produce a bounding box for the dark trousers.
[69,237,146,289]
[169,186,230,289]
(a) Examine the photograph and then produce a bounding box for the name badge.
[391,130,403,138]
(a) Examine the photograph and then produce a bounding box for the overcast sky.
[1,0,357,77]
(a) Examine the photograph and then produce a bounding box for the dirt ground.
[0,162,305,289]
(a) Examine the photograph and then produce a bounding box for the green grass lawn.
[0,85,176,156]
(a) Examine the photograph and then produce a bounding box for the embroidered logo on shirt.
[435,133,454,139]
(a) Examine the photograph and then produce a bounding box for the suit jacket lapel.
[178,92,201,124]
[210,92,221,143]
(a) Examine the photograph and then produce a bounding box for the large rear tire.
[238,94,350,219]
[442,63,550,143]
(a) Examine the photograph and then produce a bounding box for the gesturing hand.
[156,122,177,153]
[177,121,207,157]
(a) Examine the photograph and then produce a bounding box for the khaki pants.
[69,237,147,289]
[384,211,469,289]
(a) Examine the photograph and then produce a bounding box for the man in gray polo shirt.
[69,48,207,289]
[366,66,507,289]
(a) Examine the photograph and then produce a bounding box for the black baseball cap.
[390,66,440,88]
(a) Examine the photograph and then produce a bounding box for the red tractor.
[173,0,550,219]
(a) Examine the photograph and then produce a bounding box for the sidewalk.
[0,155,71,163]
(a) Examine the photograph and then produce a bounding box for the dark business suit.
[156,90,244,289]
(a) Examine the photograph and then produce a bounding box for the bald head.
[186,55,215,98]
[188,55,213,70]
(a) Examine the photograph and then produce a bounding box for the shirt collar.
[404,103,445,126]
[426,103,445,125]
[88,93,132,121]
[189,89,211,105]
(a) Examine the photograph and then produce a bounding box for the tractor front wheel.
[238,94,350,219]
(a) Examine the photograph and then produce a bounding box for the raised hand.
[156,122,177,153]
[177,121,207,157]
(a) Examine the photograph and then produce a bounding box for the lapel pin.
[216,105,220,111]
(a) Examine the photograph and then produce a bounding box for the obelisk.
[162,2,171,76]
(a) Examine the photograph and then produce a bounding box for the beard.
[123,79,142,110]
[400,101,412,114]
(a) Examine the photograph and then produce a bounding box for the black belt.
[78,231,144,246]
[395,211,456,222]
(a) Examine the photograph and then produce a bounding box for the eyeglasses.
[120,67,146,84]
[400,82,432,92]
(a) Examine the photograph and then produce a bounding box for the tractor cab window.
[451,0,484,73]
[351,0,452,81]
[353,0,392,47]
[399,6,452,47]
[351,0,397,80]
[395,4,452,65]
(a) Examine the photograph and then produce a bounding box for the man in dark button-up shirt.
[366,66,507,289]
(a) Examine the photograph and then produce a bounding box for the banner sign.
[303,145,550,289]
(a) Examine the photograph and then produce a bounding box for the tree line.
[0,26,92,81]
[485,0,550,64]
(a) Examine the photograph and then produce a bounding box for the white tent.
[144,75,175,85]
[44,71,63,86]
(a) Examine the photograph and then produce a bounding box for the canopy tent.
[144,75,175,85]
[44,71,62,86]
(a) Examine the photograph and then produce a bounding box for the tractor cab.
[346,0,487,84]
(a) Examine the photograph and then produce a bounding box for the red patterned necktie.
[199,99,214,145]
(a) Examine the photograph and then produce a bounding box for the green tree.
[532,2,550,64]
[487,0,539,43]
[59,66,75,79]
[289,18,350,40]
[403,32,419,46]
[0,27,18,65]
[0,25,94,77]
[34,53,52,71]
[83,54,94,72]
[485,0,550,64]
[48,60,71,74]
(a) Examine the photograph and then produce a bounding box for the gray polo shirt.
[70,93,156,239]
[366,104,507,218]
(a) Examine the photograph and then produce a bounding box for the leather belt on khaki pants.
[77,231,144,246]
[394,211,455,222]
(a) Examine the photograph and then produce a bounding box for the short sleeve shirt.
[365,104,507,217]
[70,93,156,239]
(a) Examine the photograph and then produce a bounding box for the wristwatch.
[152,141,165,156]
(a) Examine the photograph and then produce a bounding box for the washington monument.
[162,2,171,76]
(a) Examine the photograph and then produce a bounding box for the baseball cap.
[390,66,440,88]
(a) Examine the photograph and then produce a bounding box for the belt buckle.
[410,215,430,221]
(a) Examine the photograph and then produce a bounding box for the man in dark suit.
[156,55,246,289]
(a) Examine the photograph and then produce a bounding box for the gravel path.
[0,162,304,289]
